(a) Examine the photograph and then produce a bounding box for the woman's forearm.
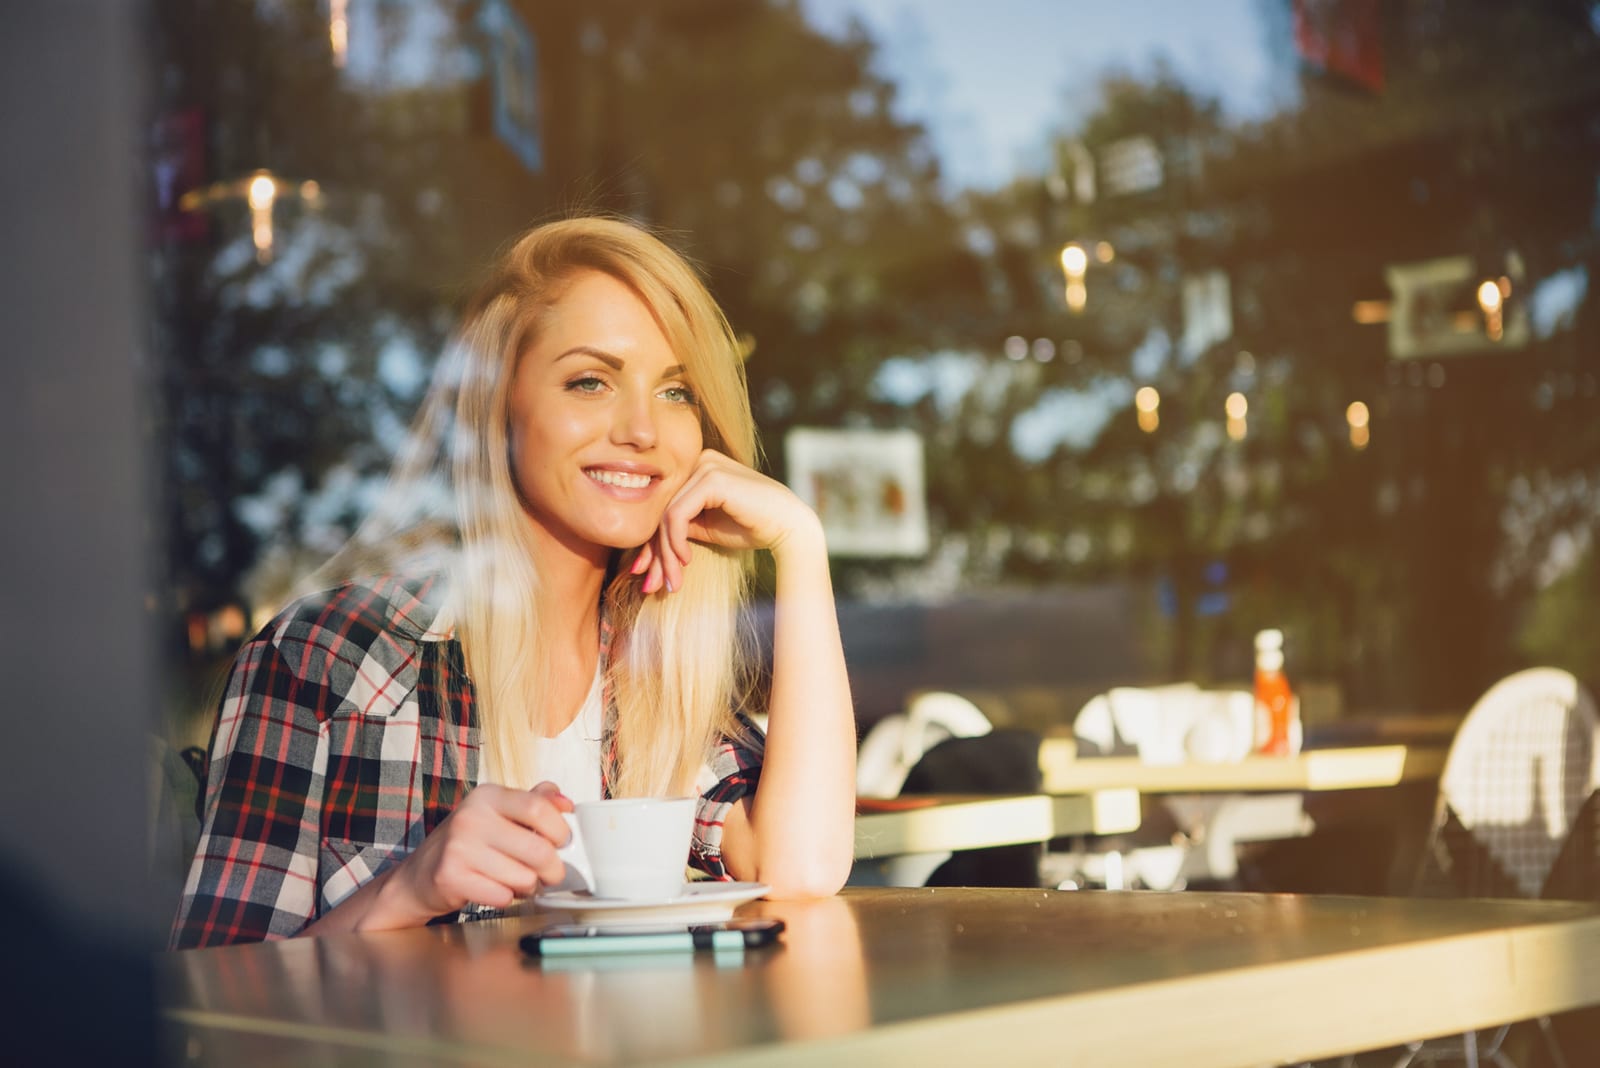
[738,518,857,896]
[298,866,426,936]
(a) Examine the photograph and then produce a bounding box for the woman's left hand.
[632,448,821,594]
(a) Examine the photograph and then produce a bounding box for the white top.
[527,666,605,803]
[476,665,605,801]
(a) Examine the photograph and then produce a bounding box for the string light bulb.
[246,172,277,263]
[1135,386,1160,433]
[1061,244,1088,314]
[1347,401,1370,450]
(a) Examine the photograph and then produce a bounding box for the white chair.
[1072,684,1200,759]
[851,691,993,887]
[1073,684,1255,765]
[855,690,993,799]
[1396,667,1599,1068]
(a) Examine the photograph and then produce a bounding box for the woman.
[172,217,857,947]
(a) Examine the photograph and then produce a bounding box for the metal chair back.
[1415,667,1600,901]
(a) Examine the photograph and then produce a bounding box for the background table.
[1038,742,1447,793]
[850,789,1141,887]
[853,789,1140,858]
[1036,741,1452,882]
[1035,744,1449,887]
[164,887,1600,1067]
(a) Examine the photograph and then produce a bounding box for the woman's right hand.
[375,782,574,925]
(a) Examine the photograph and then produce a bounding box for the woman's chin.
[588,525,659,554]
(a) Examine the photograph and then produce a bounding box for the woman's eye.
[660,384,698,405]
[566,375,607,394]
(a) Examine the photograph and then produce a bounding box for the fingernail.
[664,575,675,594]
[630,553,648,574]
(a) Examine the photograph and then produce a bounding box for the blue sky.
[801,0,1294,189]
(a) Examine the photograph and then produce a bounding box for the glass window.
[151,0,1600,739]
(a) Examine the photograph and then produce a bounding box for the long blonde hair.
[324,217,759,795]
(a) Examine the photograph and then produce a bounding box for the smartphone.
[519,917,785,958]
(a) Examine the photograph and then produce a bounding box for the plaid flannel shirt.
[171,573,764,949]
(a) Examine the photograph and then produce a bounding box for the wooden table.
[1039,742,1447,794]
[162,887,1600,1067]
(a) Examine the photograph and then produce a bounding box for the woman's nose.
[611,391,657,448]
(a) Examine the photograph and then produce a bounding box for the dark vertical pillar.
[0,2,159,1061]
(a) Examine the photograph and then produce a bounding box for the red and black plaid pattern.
[171,574,764,948]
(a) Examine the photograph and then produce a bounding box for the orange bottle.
[1253,629,1297,756]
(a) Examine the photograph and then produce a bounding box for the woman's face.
[508,269,705,562]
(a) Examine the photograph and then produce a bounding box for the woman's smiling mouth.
[585,467,654,489]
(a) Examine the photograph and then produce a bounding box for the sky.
[800,0,1295,190]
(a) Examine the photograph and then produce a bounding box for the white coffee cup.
[574,797,696,900]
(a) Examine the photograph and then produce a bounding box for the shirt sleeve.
[688,712,765,880]
[169,629,331,948]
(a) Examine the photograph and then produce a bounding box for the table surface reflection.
[162,887,1600,1068]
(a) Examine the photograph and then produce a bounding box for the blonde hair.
[326,216,759,795]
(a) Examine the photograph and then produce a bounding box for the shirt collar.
[376,572,453,643]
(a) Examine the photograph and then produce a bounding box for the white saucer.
[533,881,768,925]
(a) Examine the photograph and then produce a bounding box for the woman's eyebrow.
[554,346,687,381]
[554,346,622,368]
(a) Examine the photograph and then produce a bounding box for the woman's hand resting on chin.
[630,448,823,594]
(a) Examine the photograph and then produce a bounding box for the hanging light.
[1346,401,1370,450]
[1061,244,1088,314]
[1135,386,1160,433]
[1225,391,1248,441]
[246,172,279,263]
[1477,279,1504,341]
[329,0,350,68]
[178,168,321,265]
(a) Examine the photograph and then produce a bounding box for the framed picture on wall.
[785,427,929,558]
[1385,253,1528,359]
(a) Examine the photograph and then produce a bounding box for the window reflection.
[152,1,1600,751]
